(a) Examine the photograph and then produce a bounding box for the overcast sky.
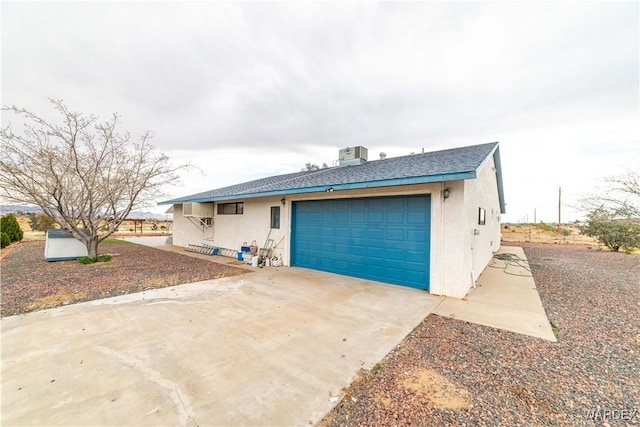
[2,1,638,222]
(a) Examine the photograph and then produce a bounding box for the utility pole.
[534,208,536,224]
[558,187,562,226]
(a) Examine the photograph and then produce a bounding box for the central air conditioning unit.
[338,146,368,166]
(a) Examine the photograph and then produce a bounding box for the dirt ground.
[501,223,598,245]
[322,243,640,426]
[0,240,246,318]
[2,217,638,424]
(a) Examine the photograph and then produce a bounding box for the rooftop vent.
[379,152,387,160]
[338,146,368,166]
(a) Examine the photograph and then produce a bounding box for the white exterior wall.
[435,157,502,298]
[170,170,501,297]
[172,198,289,258]
[215,196,288,259]
[172,204,214,248]
[437,179,470,297]
[465,156,503,284]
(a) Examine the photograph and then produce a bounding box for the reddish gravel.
[0,240,246,318]
[321,243,640,426]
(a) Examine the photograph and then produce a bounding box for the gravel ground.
[0,240,246,318]
[321,243,640,426]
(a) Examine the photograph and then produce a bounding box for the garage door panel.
[349,262,369,275]
[384,248,405,260]
[334,260,349,270]
[407,213,428,225]
[334,243,349,254]
[292,195,430,290]
[350,228,366,238]
[367,211,385,223]
[366,242,386,252]
[321,227,335,237]
[320,258,333,269]
[351,211,366,221]
[309,225,322,235]
[405,251,427,263]
[407,230,428,242]
[335,227,350,237]
[385,229,405,241]
[384,265,406,278]
[310,212,324,222]
[351,200,367,209]
[351,245,367,256]
[368,199,386,209]
[386,211,404,223]
[407,196,428,208]
[335,211,349,222]
[366,264,384,277]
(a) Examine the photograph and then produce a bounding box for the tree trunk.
[87,238,99,259]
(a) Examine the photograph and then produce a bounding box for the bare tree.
[608,169,640,216]
[580,166,640,218]
[1,99,186,258]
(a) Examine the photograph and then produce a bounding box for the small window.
[217,202,244,215]
[478,207,486,225]
[270,206,280,229]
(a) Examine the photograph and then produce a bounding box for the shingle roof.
[161,142,504,212]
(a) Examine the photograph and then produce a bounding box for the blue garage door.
[291,195,430,290]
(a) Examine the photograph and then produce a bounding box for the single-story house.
[160,142,505,298]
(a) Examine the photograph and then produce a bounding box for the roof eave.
[493,146,506,214]
[159,171,477,204]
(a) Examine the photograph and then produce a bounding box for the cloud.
[2,1,638,220]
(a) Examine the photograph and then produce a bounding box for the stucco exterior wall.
[172,197,289,258]
[172,204,212,248]
[465,156,502,284]
[214,196,289,260]
[435,179,469,297]
[169,169,501,298]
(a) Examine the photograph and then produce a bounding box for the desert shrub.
[78,254,112,264]
[581,207,640,251]
[1,232,11,248]
[534,222,557,233]
[28,213,57,232]
[0,214,24,242]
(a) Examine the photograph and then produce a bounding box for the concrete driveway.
[1,267,443,426]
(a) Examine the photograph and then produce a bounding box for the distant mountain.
[0,205,42,214]
[127,210,173,220]
[1,205,172,221]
